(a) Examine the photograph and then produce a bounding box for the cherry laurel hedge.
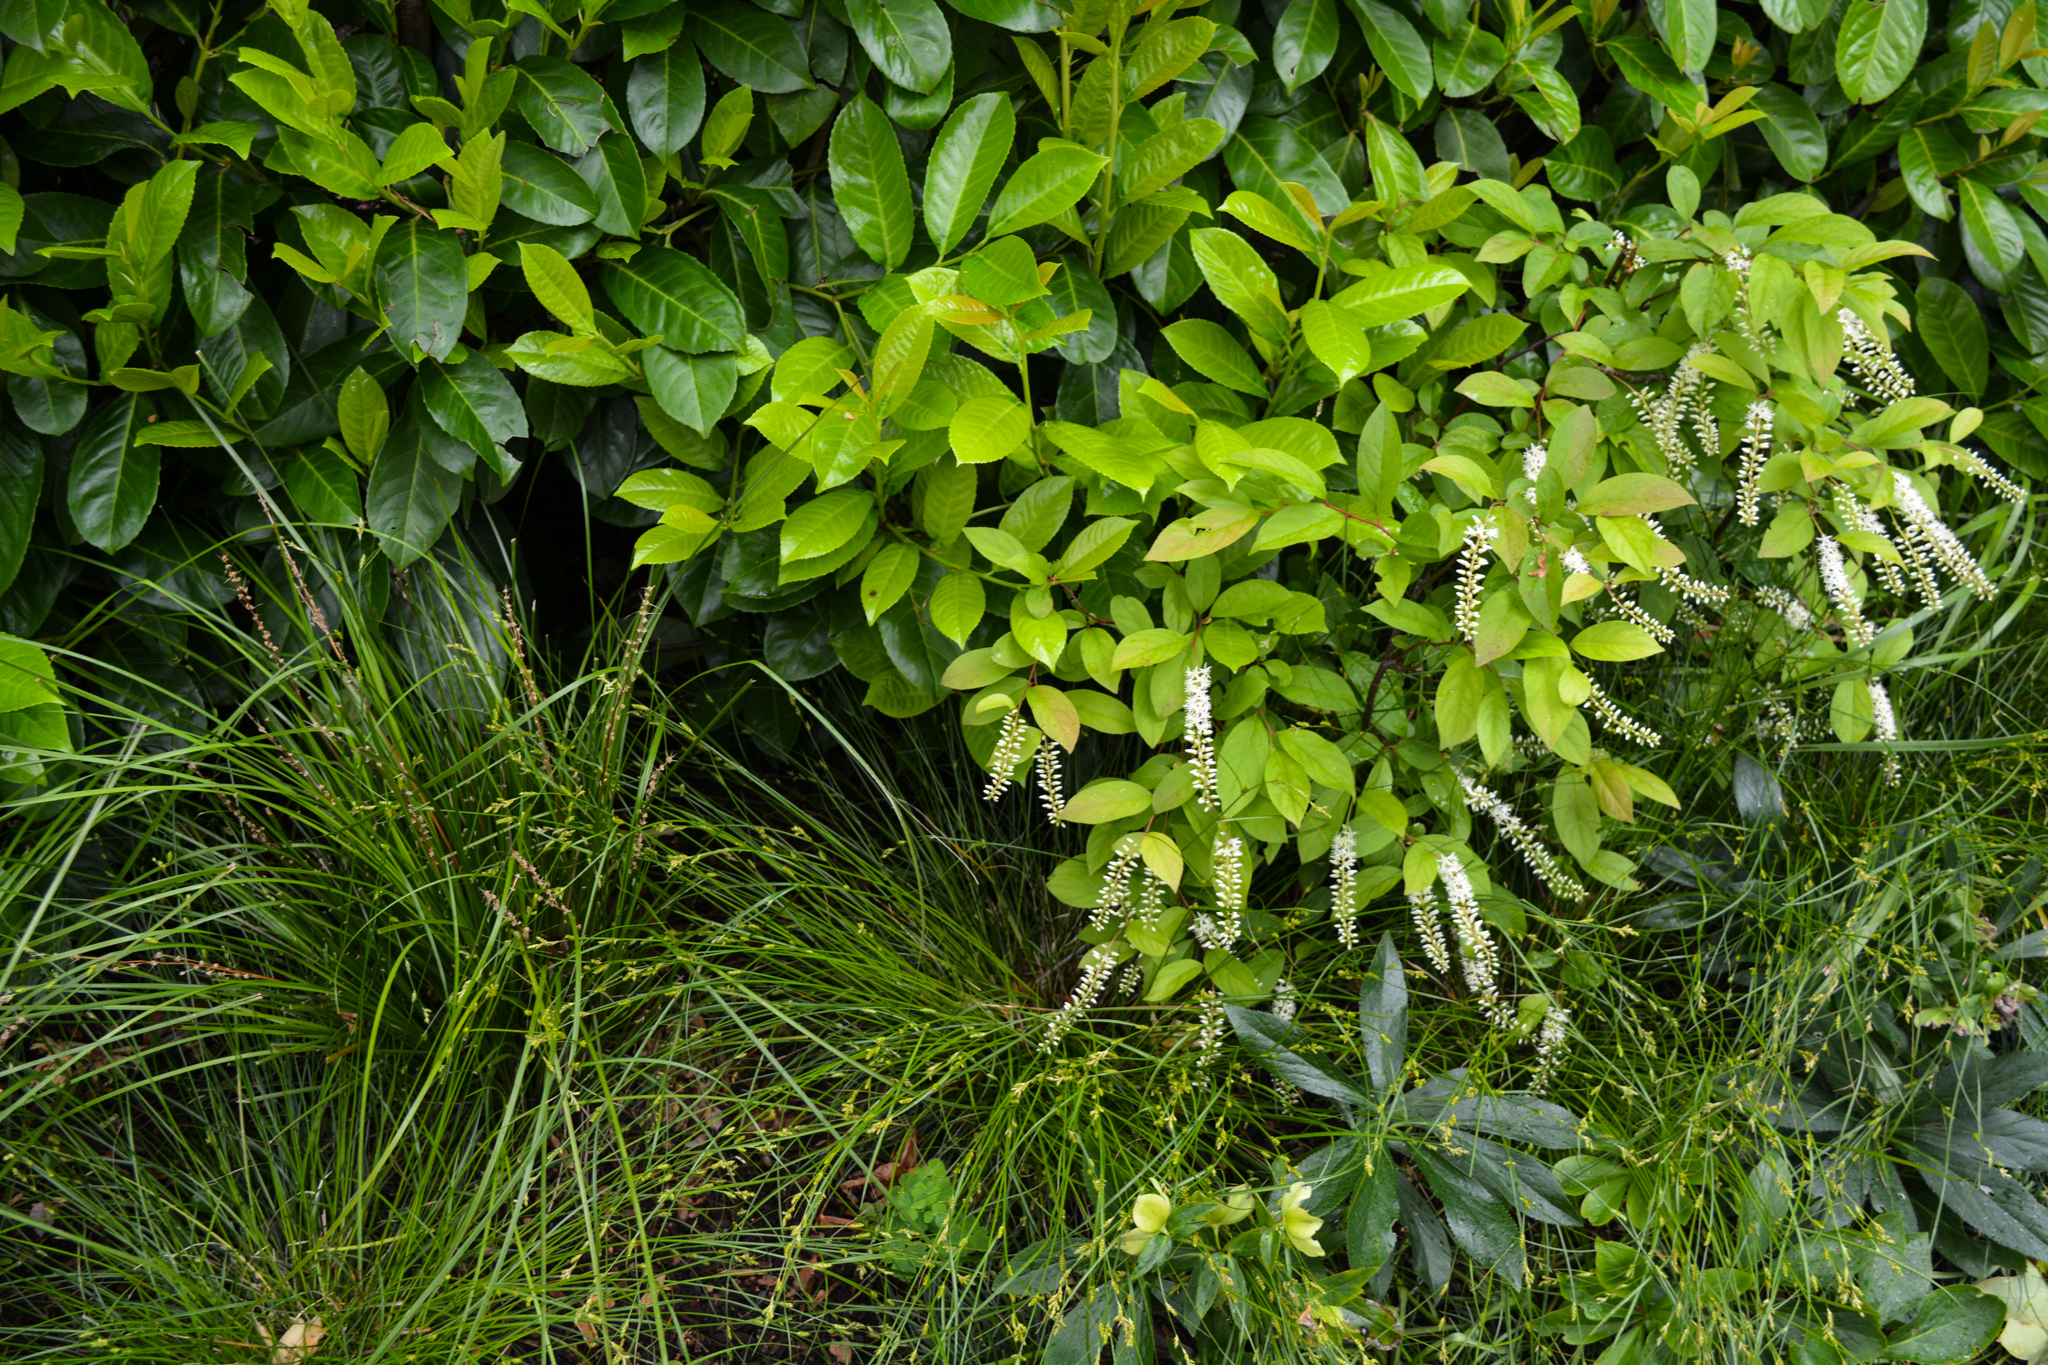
[0,0,2040,1015]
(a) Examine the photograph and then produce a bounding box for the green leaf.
[949,393,1030,464]
[1060,778,1154,823]
[1226,1005,1376,1102]
[1339,0,1433,101]
[1509,61,1580,143]
[1435,107,1512,181]
[1190,226,1293,344]
[498,140,598,225]
[1571,620,1664,661]
[1161,318,1265,395]
[860,543,920,625]
[1837,0,1927,105]
[930,570,986,644]
[845,0,951,94]
[1434,27,1506,99]
[626,37,708,156]
[986,143,1110,238]
[1428,313,1526,368]
[1358,934,1407,1098]
[422,352,527,472]
[692,0,815,93]
[1366,115,1427,210]
[1274,0,1339,91]
[924,92,1017,256]
[177,166,255,339]
[1123,17,1218,100]
[1045,258,1117,364]
[603,248,745,352]
[646,347,740,435]
[1898,123,1966,220]
[380,121,450,186]
[1650,0,1716,72]
[1119,117,1227,202]
[1224,117,1347,220]
[999,475,1073,553]
[829,95,915,270]
[67,392,157,552]
[1879,1288,2003,1363]
[1348,1154,1400,1276]
[1958,175,2022,281]
[515,55,613,156]
[575,135,649,237]
[782,489,875,562]
[1750,83,1827,181]
[1300,300,1373,386]
[0,633,58,712]
[1412,1149,1525,1287]
[0,430,41,595]
[700,84,754,166]
[1330,261,1471,326]
[1576,472,1696,516]
[365,416,462,567]
[285,444,362,525]
[376,223,467,361]
[1916,277,1988,398]
[521,241,595,332]
[1603,34,1703,119]
[960,235,1047,307]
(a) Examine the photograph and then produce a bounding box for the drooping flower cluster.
[1439,853,1508,1025]
[1659,565,1733,605]
[1530,1004,1571,1094]
[1952,446,2028,502]
[1043,943,1119,1050]
[1193,990,1226,1066]
[1090,836,1145,931]
[1870,679,1902,787]
[1816,535,1876,647]
[1562,546,1594,577]
[1270,977,1298,1024]
[984,708,1031,800]
[1602,587,1676,645]
[1035,743,1065,823]
[1409,886,1451,973]
[1457,774,1586,901]
[1736,401,1774,526]
[1839,311,1915,403]
[1891,472,1995,600]
[1196,834,1246,951]
[1522,440,1549,485]
[1610,230,1643,274]
[1833,489,1907,597]
[1454,517,1499,644]
[1185,664,1219,810]
[1631,344,1713,471]
[1329,825,1360,949]
[1754,586,1813,631]
[1586,679,1662,747]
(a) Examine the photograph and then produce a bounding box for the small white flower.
[1736,401,1773,527]
[1185,664,1219,810]
[1454,517,1499,644]
[1458,773,1585,900]
[983,708,1031,801]
[1330,825,1359,949]
[1817,535,1876,647]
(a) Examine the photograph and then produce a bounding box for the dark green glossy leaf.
[1604,34,1704,119]
[1831,86,1921,170]
[1393,1169,1455,1293]
[284,444,362,526]
[515,55,614,157]
[1225,1004,1376,1105]
[1358,934,1407,1098]
[1650,0,1716,72]
[1837,0,1927,105]
[1897,122,1966,219]
[829,94,914,269]
[845,0,951,94]
[1958,175,2022,283]
[1878,1288,2003,1363]
[646,347,740,435]
[0,426,42,595]
[575,135,649,237]
[67,393,158,553]
[1274,0,1340,91]
[693,0,815,93]
[1045,258,1116,364]
[499,140,598,226]
[1224,116,1347,218]
[626,37,708,157]
[707,185,791,281]
[422,352,528,477]
[1434,27,1506,100]
[376,223,467,362]
[1412,1148,1525,1287]
[1435,106,1512,181]
[924,91,1016,256]
[1546,127,1621,202]
[177,164,254,338]
[1761,0,1832,31]
[602,247,745,352]
[1339,0,1433,101]
[1347,1149,1399,1275]
[1751,83,1827,180]
[1916,274,1982,397]
[365,414,462,568]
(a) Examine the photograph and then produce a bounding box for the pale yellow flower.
[1279,1182,1325,1256]
[1121,1192,1172,1254]
[1203,1185,1256,1228]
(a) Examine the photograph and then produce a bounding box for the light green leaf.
[986,143,1110,238]
[782,489,876,562]
[1161,319,1265,395]
[830,95,915,269]
[924,92,1016,256]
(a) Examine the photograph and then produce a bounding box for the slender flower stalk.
[1754,586,1812,630]
[1953,447,2028,501]
[1043,943,1118,1050]
[1736,401,1773,526]
[1870,678,1902,787]
[1090,836,1144,931]
[1185,664,1219,810]
[1586,680,1662,746]
[1454,517,1499,644]
[1531,1004,1570,1094]
[1330,825,1359,949]
[984,708,1031,800]
[1631,344,1712,470]
[1817,536,1876,646]
[1440,853,1508,1025]
[1409,886,1451,972]
[1839,312,1915,402]
[1457,774,1586,900]
[1035,743,1065,823]
[1891,472,1994,599]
